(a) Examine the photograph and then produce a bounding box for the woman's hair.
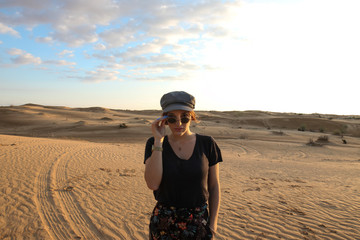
[189,111,200,123]
[163,110,200,123]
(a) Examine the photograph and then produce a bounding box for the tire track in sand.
[53,149,105,239]
[34,151,77,240]
[225,141,263,158]
[35,147,106,239]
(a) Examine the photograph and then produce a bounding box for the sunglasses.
[166,116,190,124]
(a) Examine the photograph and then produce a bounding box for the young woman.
[144,91,222,239]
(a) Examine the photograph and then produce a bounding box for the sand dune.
[0,104,359,239]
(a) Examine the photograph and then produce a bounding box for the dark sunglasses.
[167,117,190,124]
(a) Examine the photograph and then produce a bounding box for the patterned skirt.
[149,202,213,240]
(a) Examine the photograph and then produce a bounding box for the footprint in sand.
[116,168,136,177]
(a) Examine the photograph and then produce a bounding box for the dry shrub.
[100,117,113,121]
[272,130,284,136]
[306,138,323,147]
[316,135,329,142]
[298,125,306,131]
[239,134,248,139]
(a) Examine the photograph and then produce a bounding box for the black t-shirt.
[144,134,222,208]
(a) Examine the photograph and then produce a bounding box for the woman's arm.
[208,163,221,236]
[144,117,166,190]
[144,138,163,190]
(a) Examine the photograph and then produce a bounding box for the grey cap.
[160,91,195,112]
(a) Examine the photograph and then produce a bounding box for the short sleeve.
[144,137,155,164]
[208,137,223,166]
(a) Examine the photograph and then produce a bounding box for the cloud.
[43,60,76,66]
[92,53,116,62]
[58,50,74,58]
[36,36,54,44]
[98,1,241,48]
[81,68,120,82]
[7,48,24,55]
[0,0,51,9]
[51,24,98,47]
[105,63,124,70]
[1,0,121,46]
[6,48,76,67]
[7,48,42,65]
[59,0,123,26]
[94,43,106,50]
[1,0,243,82]
[1,0,241,46]
[120,41,164,58]
[0,22,20,37]
[99,26,138,48]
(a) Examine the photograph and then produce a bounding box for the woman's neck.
[169,131,194,142]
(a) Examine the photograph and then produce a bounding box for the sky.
[0,0,359,115]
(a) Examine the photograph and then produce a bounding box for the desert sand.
[0,104,359,239]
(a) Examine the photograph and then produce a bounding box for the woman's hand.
[151,116,167,141]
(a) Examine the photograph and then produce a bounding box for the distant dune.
[1,104,359,142]
[1,104,359,239]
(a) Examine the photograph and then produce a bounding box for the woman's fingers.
[152,116,167,138]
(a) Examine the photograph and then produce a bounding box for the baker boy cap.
[160,91,195,112]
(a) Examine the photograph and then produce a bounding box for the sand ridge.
[0,104,359,239]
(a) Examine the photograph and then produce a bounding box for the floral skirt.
[149,202,213,240]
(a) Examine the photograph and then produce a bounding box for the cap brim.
[163,104,193,113]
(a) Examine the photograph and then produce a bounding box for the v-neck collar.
[165,134,198,161]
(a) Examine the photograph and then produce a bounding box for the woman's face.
[166,110,192,136]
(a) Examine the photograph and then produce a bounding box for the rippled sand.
[1,105,359,239]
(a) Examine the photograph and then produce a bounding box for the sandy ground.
[0,104,360,239]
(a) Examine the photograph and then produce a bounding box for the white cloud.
[0,0,51,9]
[7,48,23,56]
[43,60,76,66]
[7,48,42,65]
[58,50,74,58]
[36,36,54,44]
[97,1,241,48]
[92,53,116,62]
[99,26,138,48]
[6,48,77,67]
[52,24,98,47]
[3,0,359,90]
[121,41,163,58]
[60,0,123,26]
[0,22,20,37]
[1,0,243,80]
[1,0,123,46]
[1,0,240,48]
[94,43,106,50]
[82,68,120,82]
[105,63,124,69]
